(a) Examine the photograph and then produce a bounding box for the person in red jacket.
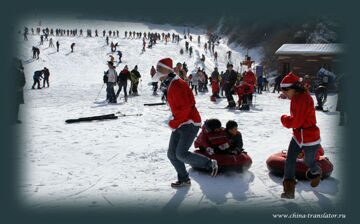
[279,72,322,199]
[153,58,218,188]
[242,69,257,106]
[194,119,229,154]
[150,66,158,95]
[234,81,252,110]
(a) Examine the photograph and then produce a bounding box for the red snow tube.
[193,150,252,171]
[266,151,333,180]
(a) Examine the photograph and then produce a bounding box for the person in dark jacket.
[129,65,141,96]
[225,120,244,154]
[56,41,60,52]
[42,67,50,88]
[223,63,237,108]
[14,58,26,123]
[32,46,40,59]
[71,43,75,52]
[32,70,44,89]
[116,65,130,102]
[150,66,158,95]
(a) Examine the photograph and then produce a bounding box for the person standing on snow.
[279,72,322,199]
[49,38,54,48]
[129,65,141,96]
[13,58,26,124]
[210,67,220,100]
[70,43,75,53]
[223,63,237,108]
[150,66,158,95]
[117,51,122,63]
[42,67,50,88]
[242,69,257,107]
[152,58,218,188]
[116,65,130,102]
[104,61,117,103]
[56,41,60,52]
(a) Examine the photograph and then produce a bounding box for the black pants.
[43,77,49,87]
[32,78,41,89]
[132,83,139,94]
[191,85,198,95]
[152,82,158,93]
[116,81,128,98]
[225,87,235,107]
[106,83,116,103]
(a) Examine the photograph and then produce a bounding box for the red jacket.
[167,76,201,129]
[235,82,252,97]
[194,127,228,148]
[243,71,256,86]
[281,92,320,146]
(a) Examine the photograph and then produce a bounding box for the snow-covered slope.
[15,18,344,213]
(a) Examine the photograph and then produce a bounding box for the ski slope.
[15,18,344,213]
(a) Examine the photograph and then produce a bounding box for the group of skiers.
[103,62,142,103]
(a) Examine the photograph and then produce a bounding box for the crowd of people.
[15,24,346,200]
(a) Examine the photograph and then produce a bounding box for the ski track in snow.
[15,18,344,213]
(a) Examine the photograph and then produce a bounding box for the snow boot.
[240,104,250,111]
[210,95,216,102]
[281,179,296,199]
[171,180,191,188]
[306,169,322,188]
[210,159,218,177]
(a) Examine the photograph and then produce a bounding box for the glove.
[206,147,215,155]
[218,143,230,150]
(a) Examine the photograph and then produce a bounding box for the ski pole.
[94,83,105,102]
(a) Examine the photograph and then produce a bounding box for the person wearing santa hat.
[153,58,219,188]
[279,72,322,199]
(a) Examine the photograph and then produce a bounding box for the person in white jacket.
[191,69,200,95]
[105,61,117,103]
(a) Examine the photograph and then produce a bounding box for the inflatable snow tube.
[266,151,333,180]
[192,150,252,172]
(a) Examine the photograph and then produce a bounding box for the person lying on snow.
[194,119,244,155]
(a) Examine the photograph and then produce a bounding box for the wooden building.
[275,43,343,77]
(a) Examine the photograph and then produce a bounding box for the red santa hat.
[280,72,300,88]
[152,58,173,81]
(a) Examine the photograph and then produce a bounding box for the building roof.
[275,43,343,55]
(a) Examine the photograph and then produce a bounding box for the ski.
[65,112,142,123]
[144,102,166,106]
[65,114,117,123]
[208,107,236,110]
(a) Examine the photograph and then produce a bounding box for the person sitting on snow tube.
[194,119,244,155]
[224,120,244,155]
[194,119,229,155]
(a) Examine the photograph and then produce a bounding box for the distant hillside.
[78,11,341,71]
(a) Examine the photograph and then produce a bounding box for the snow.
[275,43,343,55]
[15,18,344,213]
